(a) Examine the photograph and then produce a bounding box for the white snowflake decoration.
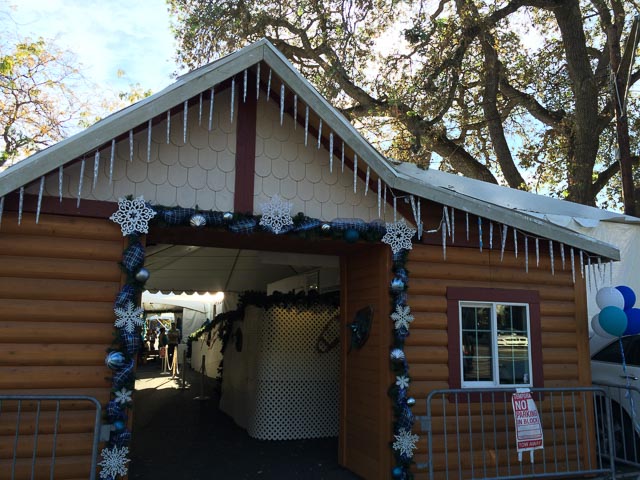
[391,305,414,331]
[382,220,416,254]
[114,387,132,405]
[396,375,410,389]
[109,196,156,236]
[259,194,294,234]
[393,429,419,458]
[98,445,130,479]
[114,301,144,334]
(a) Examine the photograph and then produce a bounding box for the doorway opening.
[128,239,358,479]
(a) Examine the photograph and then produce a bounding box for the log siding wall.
[406,243,591,479]
[0,212,124,479]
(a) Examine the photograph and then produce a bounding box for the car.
[590,334,640,462]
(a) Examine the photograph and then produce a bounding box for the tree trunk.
[554,1,600,206]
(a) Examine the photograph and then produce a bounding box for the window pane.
[496,305,530,385]
[461,306,493,382]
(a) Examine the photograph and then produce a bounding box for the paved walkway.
[128,362,359,479]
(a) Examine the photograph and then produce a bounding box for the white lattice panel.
[220,305,340,440]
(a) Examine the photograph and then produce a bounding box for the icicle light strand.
[93,151,100,190]
[77,159,85,208]
[500,225,508,261]
[280,83,285,125]
[393,196,397,222]
[59,165,64,201]
[329,133,334,173]
[198,92,203,125]
[183,100,188,143]
[109,139,115,184]
[256,63,261,100]
[465,212,469,241]
[489,222,493,249]
[36,176,44,224]
[209,88,215,131]
[18,186,24,225]
[304,106,309,146]
[243,69,248,103]
[293,95,297,129]
[365,166,370,195]
[129,129,134,162]
[571,248,576,283]
[317,119,322,149]
[353,154,358,194]
[166,111,171,144]
[549,240,555,275]
[267,68,272,100]
[147,119,152,162]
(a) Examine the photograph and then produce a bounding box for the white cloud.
[3,0,177,93]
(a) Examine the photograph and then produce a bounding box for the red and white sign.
[512,391,544,454]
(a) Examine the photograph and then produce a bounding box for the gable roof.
[0,39,621,261]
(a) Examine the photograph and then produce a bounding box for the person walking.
[158,327,168,369]
[167,322,181,367]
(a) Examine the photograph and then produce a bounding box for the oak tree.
[168,0,640,209]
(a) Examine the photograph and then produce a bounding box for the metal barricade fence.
[422,387,619,480]
[592,381,640,470]
[0,394,102,480]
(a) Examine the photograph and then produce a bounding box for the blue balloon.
[616,286,636,310]
[624,308,640,335]
[599,306,628,337]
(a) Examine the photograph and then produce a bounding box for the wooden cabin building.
[0,40,621,479]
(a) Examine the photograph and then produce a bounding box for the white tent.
[142,291,224,340]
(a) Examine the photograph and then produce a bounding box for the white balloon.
[591,313,615,339]
[596,287,625,310]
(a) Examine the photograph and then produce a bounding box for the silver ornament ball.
[407,397,416,406]
[135,267,150,283]
[190,213,207,227]
[223,212,234,221]
[321,223,331,232]
[390,348,405,363]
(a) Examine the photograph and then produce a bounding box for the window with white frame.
[460,301,532,387]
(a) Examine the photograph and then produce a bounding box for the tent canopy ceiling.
[143,245,338,294]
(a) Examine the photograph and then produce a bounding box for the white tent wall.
[190,293,238,376]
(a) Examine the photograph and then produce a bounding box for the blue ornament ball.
[616,286,637,310]
[624,308,640,335]
[344,228,359,243]
[113,419,126,431]
[391,278,405,292]
[134,267,150,283]
[106,351,126,370]
[599,305,628,337]
[392,466,403,478]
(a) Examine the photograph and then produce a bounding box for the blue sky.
[2,0,177,94]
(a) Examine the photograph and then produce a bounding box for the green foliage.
[168,0,640,208]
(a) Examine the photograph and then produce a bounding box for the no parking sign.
[512,389,544,462]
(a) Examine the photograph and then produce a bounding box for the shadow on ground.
[129,362,360,479]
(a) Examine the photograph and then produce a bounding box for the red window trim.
[447,287,543,397]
